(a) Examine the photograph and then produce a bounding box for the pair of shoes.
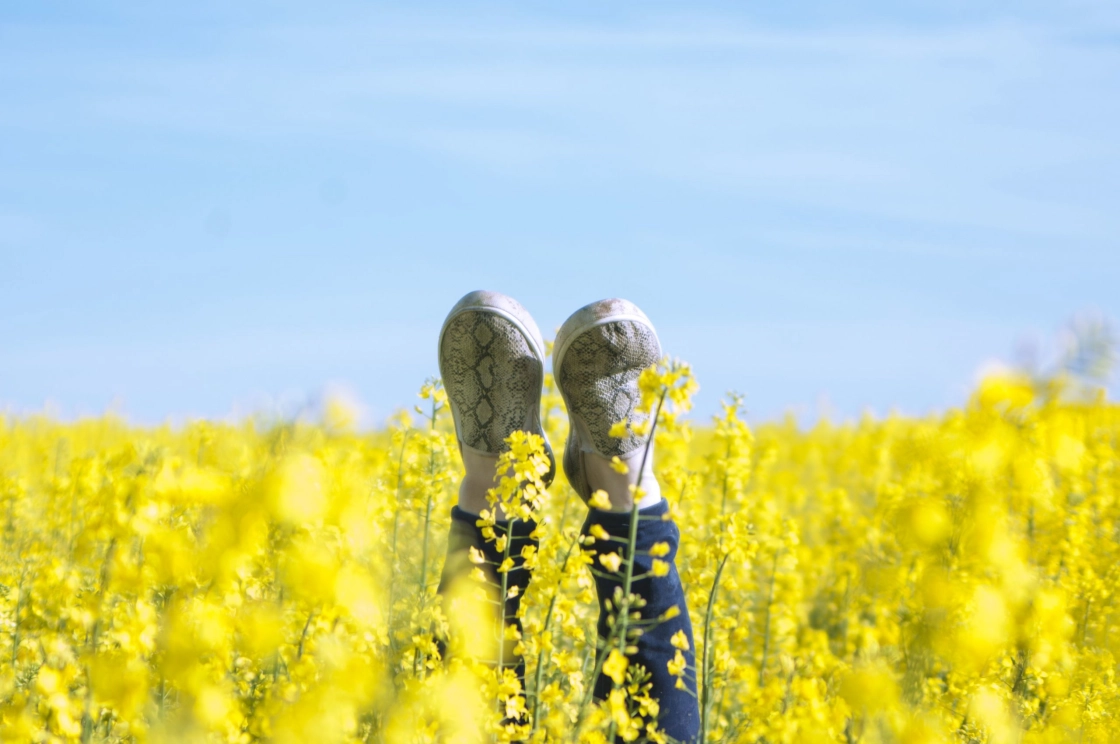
[438,290,662,509]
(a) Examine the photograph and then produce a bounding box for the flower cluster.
[0,364,1116,742]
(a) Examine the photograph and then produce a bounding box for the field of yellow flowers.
[1,363,1117,743]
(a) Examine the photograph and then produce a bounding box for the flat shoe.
[552,299,661,502]
[438,290,554,484]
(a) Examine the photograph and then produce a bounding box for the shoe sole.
[438,291,554,482]
[552,299,662,500]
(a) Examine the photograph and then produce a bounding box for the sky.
[2,1,1119,427]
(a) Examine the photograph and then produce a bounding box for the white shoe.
[553,299,662,509]
[438,291,554,483]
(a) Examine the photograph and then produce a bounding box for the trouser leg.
[582,499,700,743]
[438,506,538,691]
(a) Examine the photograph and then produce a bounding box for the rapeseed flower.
[0,367,1116,742]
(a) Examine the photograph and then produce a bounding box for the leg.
[582,499,698,741]
[435,291,553,698]
[555,299,700,742]
[438,504,538,683]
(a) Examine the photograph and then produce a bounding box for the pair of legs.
[436,291,699,742]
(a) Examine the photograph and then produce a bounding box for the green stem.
[573,621,626,741]
[11,569,24,667]
[699,553,730,743]
[414,490,434,677]
[608,393,665,742]
[616,393,665,652]
[386,431,410,660]
[529,526,580,733]
[415,431,438,677]
[497,520,513,676]
[81,535,119,744]
[573,389,668,742]
[758,551,780,687]
[296,608,316,661]
[719,439,732,515]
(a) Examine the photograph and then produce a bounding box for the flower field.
[0,365,1117,743]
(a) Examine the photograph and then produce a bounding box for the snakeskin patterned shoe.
[438,290,554,485]
[553,299,662,507]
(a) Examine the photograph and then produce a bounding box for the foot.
[553,299,663,513]
[438,290,554,516]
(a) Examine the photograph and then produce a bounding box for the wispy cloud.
[4,12,1116,243]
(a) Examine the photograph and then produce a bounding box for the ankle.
[582,450,661,512]
[458,448,506,518]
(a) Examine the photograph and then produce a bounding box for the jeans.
[438,500,699,742]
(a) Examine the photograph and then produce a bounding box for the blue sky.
[2,1,1118,426]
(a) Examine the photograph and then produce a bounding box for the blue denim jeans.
[439,500,699,742]
[582,499,699,742]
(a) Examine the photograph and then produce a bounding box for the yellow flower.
[589,489,613,510]
[599,552,623,573]
[268,453,327,523]
[667,649,687,677]
[4,344,1117,743]
[603,649,629,685]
